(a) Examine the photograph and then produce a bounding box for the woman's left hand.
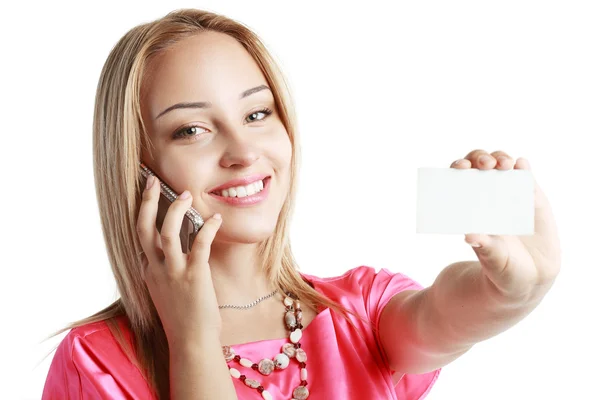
[451,150,562,304]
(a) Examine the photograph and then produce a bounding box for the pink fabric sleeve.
[42,323,154,400]
[352,266,442,399]
[41,334,83,399]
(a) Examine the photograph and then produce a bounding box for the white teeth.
[219,179,265,198]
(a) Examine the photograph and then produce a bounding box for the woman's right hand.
[136,175,223,348]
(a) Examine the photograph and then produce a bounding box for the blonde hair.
[45,8,367,399]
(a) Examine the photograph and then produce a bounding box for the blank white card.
[416,168,535,235]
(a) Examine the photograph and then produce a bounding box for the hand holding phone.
[136,169,225,342]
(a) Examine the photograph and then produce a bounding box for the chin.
[216,222,278,244]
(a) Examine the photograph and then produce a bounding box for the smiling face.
[140,31,292,244]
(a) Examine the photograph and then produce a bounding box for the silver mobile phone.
[139,162,205,254]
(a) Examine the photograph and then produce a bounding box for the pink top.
[42,266,441,399]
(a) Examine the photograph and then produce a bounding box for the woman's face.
[140,32,292,244]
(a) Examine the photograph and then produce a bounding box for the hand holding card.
[418,150,561,304]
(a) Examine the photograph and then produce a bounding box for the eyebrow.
[154,84,271,120]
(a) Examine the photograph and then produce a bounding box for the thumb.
[188,213,223,266]
[464,233,510,275]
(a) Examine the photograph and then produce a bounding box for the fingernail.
[179,190,191,200]
[465,236,482,247]
[479,155,492,164]
[146,176,155,190]
[213,213,222,220]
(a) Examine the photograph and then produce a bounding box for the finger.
[139,251,149,282]
[450,159,472,169]
[160,190,195,270]
[490,150,515,170]
[514,157,532,170]
[464,149,496,169]
[187,213,223,268]
[464,233,510,275]
[514,157,541,209]
[136,175,162,268]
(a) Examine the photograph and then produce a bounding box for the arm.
[379,150,560,375]
[379,260,556,374]
[169,332,238,400]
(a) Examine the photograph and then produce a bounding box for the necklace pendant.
[258,358,275,375]
[244,378,260,388]
[285,311,297,329]
[294,348,307,362]
[282,343,296,357]
[262,390,273,400]
[273,353,290,369]
[290,328,302,343]
[222,345,236,362]
[229,367,241,378]
[293,385,310,399]
[284,296,294,307]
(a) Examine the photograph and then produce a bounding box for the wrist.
[480,271,537,310]
[168,329,222,354]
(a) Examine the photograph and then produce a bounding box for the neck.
[209,241,277,307]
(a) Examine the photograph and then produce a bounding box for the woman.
[42,8,561,400]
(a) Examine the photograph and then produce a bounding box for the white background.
[1,1,598,399]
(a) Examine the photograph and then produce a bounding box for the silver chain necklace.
[218,289,279,310]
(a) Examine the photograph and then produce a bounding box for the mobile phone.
[139,162,205,254]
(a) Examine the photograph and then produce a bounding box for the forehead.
[142,31,267,117]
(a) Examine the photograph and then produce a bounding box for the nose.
[218,126,260,168]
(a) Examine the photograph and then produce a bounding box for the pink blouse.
[42,266,441,399]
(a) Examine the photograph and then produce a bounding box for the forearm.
[169,332,238,400]
[420,261,552,356]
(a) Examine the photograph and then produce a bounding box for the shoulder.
[303,267,441,398]
[302,265,423,295]
[42,315,152,399]
[60,314,133,360]
[299,265,378,289]
[52,317,117,362]
[301,265,424,320]
[68,317,119,341]
[72,313,131,338]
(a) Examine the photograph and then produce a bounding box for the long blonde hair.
[44,8,367,399]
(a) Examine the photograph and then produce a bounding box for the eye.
[172,125,209,141]
[246,107,273,123]
[172,107,274,142]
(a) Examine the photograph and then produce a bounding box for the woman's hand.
[450,150,561,304]
[137,175,224,347]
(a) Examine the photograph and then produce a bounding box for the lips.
[209,174,271,194]
[208,176,271,206]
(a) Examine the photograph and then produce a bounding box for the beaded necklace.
[221,292,310,399]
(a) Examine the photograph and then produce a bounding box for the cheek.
[271,129,292,170]
[160,158,214,194]
[272,133,293,200]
